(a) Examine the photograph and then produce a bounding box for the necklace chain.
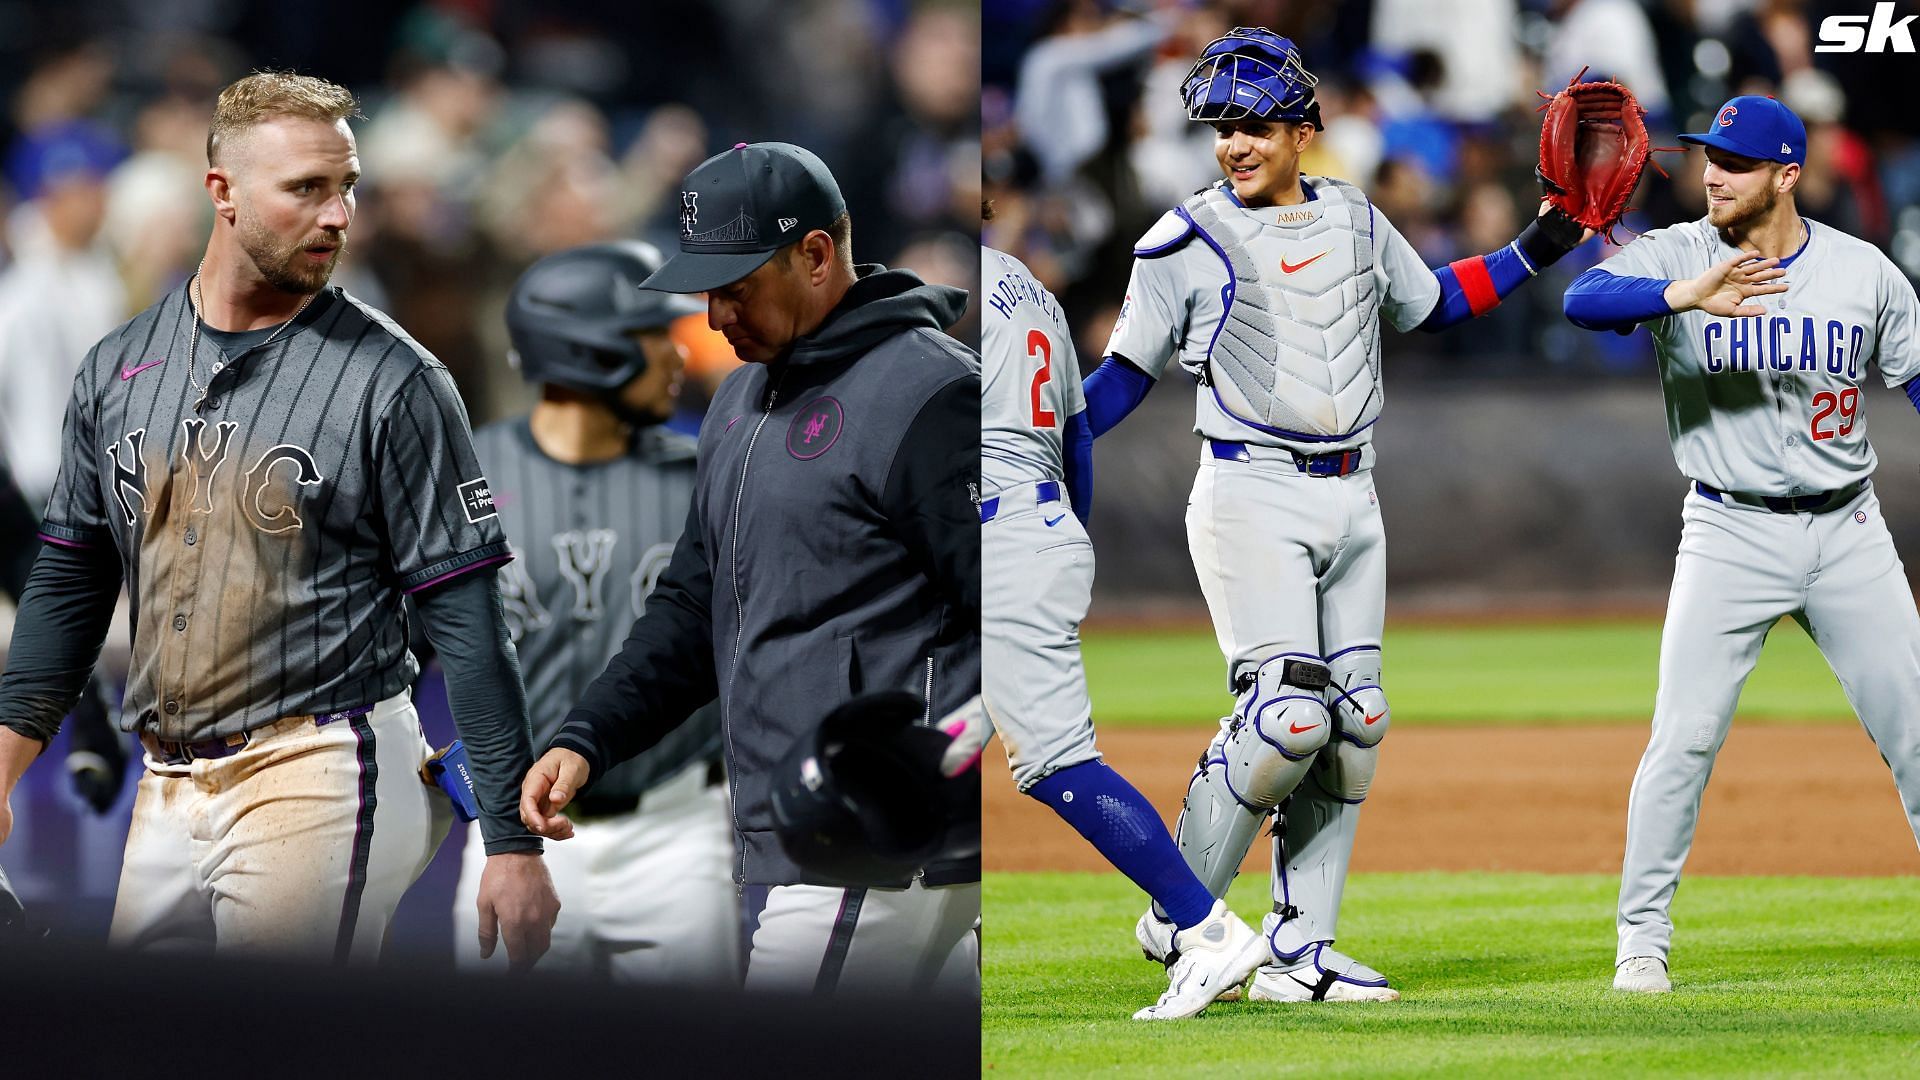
[186,262,315,408]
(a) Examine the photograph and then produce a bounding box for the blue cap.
[5,120,124,201]
[1678,96,1806,165]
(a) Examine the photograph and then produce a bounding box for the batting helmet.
[770,691,963,887]
[505,240,705,394]
[1181,27,1322,128]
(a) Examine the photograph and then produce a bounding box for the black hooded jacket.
[552,265,980,886]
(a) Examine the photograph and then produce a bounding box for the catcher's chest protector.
[1183,180,1381,439]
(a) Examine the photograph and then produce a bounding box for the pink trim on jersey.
[37,532,93,550]
[404,553,513,594]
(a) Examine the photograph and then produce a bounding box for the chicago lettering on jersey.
[1700,316,1866,379]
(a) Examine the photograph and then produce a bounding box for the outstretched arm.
[1417,207,1589,332]
[1566,253,1788,333]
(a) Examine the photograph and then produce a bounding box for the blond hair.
[207,71,361,166]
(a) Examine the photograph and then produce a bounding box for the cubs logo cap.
[1679,95,1807,165]
[642,141,848,294]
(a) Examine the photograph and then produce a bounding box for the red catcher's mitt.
[1536,71,1652,243]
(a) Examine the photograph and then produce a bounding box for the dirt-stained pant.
[108,692,444,962]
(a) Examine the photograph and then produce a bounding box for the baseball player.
[0,72,559,964]
[981,238,1264,1020]
[1564,95,1920,994]
[519,142,981,996]
[445,240,738,983]
[1101,29,1589,1002]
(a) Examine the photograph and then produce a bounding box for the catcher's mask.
[770,691,961,886]
[1182,27,1322,128]
[505,240,703,395]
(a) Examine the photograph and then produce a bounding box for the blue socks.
[1026,760,1216,929]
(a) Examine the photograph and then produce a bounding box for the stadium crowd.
[0,0,981,506]
[984,0,1920,378]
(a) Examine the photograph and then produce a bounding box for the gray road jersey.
[39,285,511,742]
[473,417,721,799]
[1599,217,1920,496]
[981,245,1085,495]
[1105,177,1439,454]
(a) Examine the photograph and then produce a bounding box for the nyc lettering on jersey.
[106,419,323,532]
[1700,316,1866,378]
[985,267,1061,324]
[1816,3,1916,52]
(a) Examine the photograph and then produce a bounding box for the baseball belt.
[1693,479,1868,515]
[979,479,1061,523]
[1209,439,1364,477]
[140,704,373,766]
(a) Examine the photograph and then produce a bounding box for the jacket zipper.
[722,373,784,894]
[922,653,935,724]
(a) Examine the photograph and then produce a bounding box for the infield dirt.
[985,725,1917,876]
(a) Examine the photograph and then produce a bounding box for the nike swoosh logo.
[1043,513,1065,527]
[1364,711,1386,726]
[120,359,166,381]
[1280,251,1330,274]
[1288,721,1319,734]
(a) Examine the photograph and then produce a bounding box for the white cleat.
[1247,942,1400,1003]
[1613,956,1671,993]
[1131,901,1268,1021]
[1136,907,1243,1002]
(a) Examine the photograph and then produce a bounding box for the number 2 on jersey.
[1027,328,1057,428]
[1810,387,1858,442]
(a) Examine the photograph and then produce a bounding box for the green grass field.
[1083,617,1856,727]
[992,619,1915,1075]
[984,872,1920,1078]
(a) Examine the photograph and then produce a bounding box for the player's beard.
[238,213,346,296]
[1707,183,1777,231]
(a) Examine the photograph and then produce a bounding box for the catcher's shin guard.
[1171,657,1334,899]
[1318,647,1388,802]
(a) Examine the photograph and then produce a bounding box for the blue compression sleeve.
[1083,355,1154,438]
[1062,410,1093,525]
[1027,760,1216,928]
[1906,379,1920,415]
[1564,268,1674,332]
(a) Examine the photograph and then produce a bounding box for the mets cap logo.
[1717,105,1737,128]
[680,191,699,238]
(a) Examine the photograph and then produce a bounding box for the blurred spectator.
[1013,2,1171,187]
[0,120,125,506]
[1543,0,1670,119]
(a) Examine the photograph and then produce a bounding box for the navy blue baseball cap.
[1679,96,1807,166]
[642,141,848,294]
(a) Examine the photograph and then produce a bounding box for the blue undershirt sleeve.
[1417,243,1539,332]
[1062,411,1093,526]
[1083,355,1154,438]
[1905,378,1920,416]
[1564,267,1674,332]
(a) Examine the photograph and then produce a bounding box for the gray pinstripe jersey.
[40,284,511,742]
[473,418,721,799]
